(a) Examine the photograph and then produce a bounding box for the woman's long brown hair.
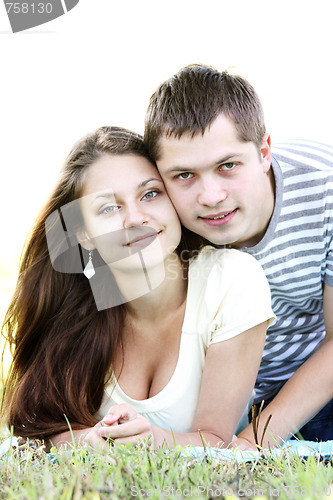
[1,126,204,439]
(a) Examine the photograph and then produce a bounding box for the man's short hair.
[144,64,266,160]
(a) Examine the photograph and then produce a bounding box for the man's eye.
[220,163,236,171]
[176,172,193,180]
[142,190,159,200]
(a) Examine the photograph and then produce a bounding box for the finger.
[105,403,134,417]
[113,435,141,446]
[101,415,120,426]
[84,429,110,451]
[98,418,149,440]
[112,433,153,447]
[103,405,137,425]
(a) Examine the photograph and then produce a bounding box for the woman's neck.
[112,253,188,323]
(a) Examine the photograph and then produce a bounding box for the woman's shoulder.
[188,245,269,296]
[185,245,274,344]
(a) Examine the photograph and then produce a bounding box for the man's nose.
[197,176,228,207]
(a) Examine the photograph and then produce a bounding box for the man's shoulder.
[272,140,333,174]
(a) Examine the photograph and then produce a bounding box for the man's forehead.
[158,114,239,148]
[157,137,249,174]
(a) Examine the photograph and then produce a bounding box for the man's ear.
[260,132,272,173]
[76,229,95,251]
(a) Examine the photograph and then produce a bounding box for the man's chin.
[189,227,238,247]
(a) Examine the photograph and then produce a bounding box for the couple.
[2,65,333,450]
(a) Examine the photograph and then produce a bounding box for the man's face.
[156,114,274,248]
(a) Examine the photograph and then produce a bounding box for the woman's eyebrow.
[91,192,115,203]
[137,177,163,188]
[90,178,163,204]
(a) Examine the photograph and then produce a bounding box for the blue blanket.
[1,436,333,462]
[182,440,333,462]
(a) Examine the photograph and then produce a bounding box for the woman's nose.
[123,204,149,228]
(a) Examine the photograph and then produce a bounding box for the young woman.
[1,126,275,450]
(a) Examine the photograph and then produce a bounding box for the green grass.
[1,436,333,499]
[1,264,333,499]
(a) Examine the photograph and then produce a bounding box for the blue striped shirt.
[242,141,333,402]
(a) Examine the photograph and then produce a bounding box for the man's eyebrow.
[90,178,163,202]
[163,154,243,174]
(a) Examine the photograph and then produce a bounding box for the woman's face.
[77,154,182,272]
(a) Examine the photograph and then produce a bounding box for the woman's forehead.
[81,154,162,197]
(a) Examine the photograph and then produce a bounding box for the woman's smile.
[77,153,181,272]
[124,229,161,248]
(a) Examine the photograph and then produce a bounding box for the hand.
[92,404,154,447]
[230,435,258,451]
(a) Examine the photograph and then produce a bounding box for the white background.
[0,0,332,315]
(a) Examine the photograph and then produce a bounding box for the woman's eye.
[142,190,159,200]
[99,205,119,215]
[220,163,236,171]
[176,172,193,180]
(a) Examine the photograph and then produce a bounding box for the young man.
[144,64,333,448]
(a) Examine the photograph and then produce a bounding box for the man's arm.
[237,284,333,449]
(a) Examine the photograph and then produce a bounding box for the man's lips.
[199,209,237,225]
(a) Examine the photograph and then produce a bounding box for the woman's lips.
[125,231,160,247]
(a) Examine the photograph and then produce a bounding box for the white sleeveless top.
[97,247,275,433]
